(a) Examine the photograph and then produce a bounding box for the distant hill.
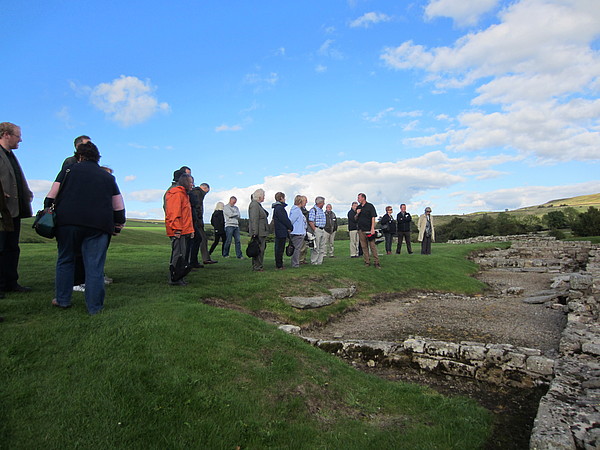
[537,193,600,208]
[432,193,600,227]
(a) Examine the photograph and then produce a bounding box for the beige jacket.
[248,199,270,237]
[417,213,435,242]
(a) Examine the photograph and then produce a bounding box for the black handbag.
[32,168,70,239]
[285,236,295,256]
[32,207,57,239]
[246,236,260,257]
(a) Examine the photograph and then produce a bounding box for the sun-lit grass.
[0,228,498,448]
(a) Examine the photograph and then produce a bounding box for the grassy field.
[1,224,512,448]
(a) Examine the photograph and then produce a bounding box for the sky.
[3,0,600,220]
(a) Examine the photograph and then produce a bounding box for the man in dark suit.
[0,122,33,298]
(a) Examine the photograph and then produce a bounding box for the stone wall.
[301,336,555,388]
[529,250,600,450]
[465,236,593,273]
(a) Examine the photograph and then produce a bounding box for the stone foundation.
[301,336,555,388]
[462,235,593,273]
[291,237,600,449]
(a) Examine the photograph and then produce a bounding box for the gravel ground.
[306,270,566,356]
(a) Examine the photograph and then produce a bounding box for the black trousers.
[421,235,432,255]
[0,218,21,291]
[396,231,412,254]
[274,237,286,268]
[209,233,225,255]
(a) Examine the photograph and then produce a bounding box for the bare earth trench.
[304,269,567,450]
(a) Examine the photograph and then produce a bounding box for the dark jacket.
[324,210,338,233]
[211,210,225,236]
[347,208,358,231]
[52,161,125,234]
[397,211,412,233]
[356,202,377,231]
[380,213,397,234]
[272,201,293,238]
[189,187,207,228]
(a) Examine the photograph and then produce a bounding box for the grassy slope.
[1,227,505,448]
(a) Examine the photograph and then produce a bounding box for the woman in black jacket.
[209,202,226,256]
[380,206,397,255]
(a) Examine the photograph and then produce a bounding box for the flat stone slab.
[522,294,559,304]
[284,295,334,309]
[284,285,356,309]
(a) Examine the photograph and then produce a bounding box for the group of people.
[0,121,437,318]
[164,171,438,280]
[0,123,126,316]
[374,204,435,255]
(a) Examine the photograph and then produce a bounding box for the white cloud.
[28,180,53,197]
[315,64,328,73]
[124,175,136,182]
[381,0,600,162]
[350,12,391,28]
[458,180,600,212]
[425,0,500,27]
[206,151,520,217]
[215,124,243,132]
[244,71,279,87]
[55,106,75,128]
[89,75,170,127]
[126,189,165,203]
[318,39,343,59]
[363,107,422,123]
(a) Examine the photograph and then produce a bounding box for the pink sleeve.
[112,194,125,211]
[46,182,61,199]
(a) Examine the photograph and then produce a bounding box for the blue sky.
[4,0,600,220]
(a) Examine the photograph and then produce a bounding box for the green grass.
[0,228,498,449]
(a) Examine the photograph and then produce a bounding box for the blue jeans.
[56,225,109,314]
[223,226,242,258]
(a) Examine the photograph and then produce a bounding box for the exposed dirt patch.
[306,270,565,355]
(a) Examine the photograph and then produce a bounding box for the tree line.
[436,207,600,242]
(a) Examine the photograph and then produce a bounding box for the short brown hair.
[0,122,18,138]
[275,192,285,202]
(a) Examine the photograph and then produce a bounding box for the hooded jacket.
[165,186,194,237]
[272,201,293,238]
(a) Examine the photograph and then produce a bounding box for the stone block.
[283,295,334,309]
[518,347,542,357]
[485,346,508,364]
[526,356,555,376]
[581,342,600,356]
[439,360,476,378]
[403,338,426,354]
[278,324,301,335]
[460,344,487,361]
[328,286,356,299]
[570,273,594,290]
[505,352,527,369]
[425,340,460,358]
[414,355,440,371]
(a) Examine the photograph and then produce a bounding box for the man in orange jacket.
[165,173,195,285]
